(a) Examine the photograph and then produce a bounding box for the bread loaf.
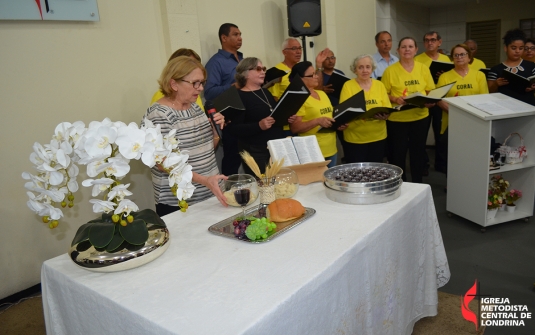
[266,198,305,222]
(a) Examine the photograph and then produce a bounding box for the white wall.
[0,0,165,299]
[430,4,466,55]
[0,0,377,299]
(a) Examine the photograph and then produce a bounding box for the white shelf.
[446,94,535,227]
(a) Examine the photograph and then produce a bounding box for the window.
[466,20,501,67]
[520,18,535,39]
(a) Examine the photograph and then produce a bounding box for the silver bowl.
[323,163,403,205]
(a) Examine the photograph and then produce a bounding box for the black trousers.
[221,127,242,176]
[435,128,448,174]
[427,105,445,171]
[344,139,386,164]
[156,203,179,217]
[387,118,428,183]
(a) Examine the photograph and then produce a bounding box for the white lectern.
[445,93,535,228]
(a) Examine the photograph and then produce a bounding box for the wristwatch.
[316,67,324,72]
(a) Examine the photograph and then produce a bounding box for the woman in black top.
[488,29,535,106]
[227,57,295,175]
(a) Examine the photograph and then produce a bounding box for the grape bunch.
[232,217,252,239]
[245,217,277,241]
[332,167,395,183]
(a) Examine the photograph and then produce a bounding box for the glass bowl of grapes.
[274,168,299,199]
[221,174,259,209]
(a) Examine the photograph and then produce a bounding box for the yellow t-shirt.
[295,90,337,157]
[267,62,291,100]
[381,62,435,122]
[150,91,204,111]
[437,68,489,133]
[414,52,452,67]
[339,79,391,144]
[469,58,486,71]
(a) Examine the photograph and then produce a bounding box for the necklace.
[248,88,273,112]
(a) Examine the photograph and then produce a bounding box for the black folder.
[324,72,351,97]
[263,67,288,89]
[270,76,311,127]
[403,82,456,107]
[501,70,535,92]
[213,86,245,120]
[429,60,454,83]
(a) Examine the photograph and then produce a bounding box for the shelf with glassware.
[445,93,535,228]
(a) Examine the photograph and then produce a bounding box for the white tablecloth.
[42,183,450,335]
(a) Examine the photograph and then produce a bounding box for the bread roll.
[266,198,305,222]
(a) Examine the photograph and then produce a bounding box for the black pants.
[221,127,242,176]
[238,142,269,177]
[344,139,386,164]
[435,128,448,174]
[387,118,428,183]
[425,106,444,170]
[156,203,179,217]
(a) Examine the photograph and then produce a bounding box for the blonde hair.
[158,56,206,97]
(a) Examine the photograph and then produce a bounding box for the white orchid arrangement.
[23,118,194,250]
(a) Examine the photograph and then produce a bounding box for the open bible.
[267,136,324,167]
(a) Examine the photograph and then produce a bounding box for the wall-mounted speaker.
[287,0,321,37]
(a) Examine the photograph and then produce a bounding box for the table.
[42,183,450,335]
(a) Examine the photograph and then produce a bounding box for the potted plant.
[487,190,502,220]
[490,175,509,211]
[23,118,194,271]
[505,189,522,212]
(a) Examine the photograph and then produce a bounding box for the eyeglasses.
[302,73,317,78]
[424,38,438,43]
[180,79,206,89]
[284,47,303,51]
[325,56,336,61]
[249,66,267,72]
[453,53,468,58]
[526,46,535,51]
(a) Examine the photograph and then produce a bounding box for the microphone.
[204,100,223,143]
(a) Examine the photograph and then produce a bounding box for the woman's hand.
[287,115,298,124]
[373,112,389,120]
[496,77,509,87]
[393,96,406,105]
[316,117,335,128]
[259,116,275,130]
[437,100,449,112]
[212,112,225,130]
[424,102,436,108]
[526,83,535,92]
[194,173,228,207]
[337,124,348,131]
[322,83,334,94]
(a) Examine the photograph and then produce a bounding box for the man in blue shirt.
[371,31,398,80]
[204,23,244,175]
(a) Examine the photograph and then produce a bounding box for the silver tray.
[208,206,316,243]
[324,162,403,193]
[324,182,402,205]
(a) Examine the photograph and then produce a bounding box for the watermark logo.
[461,279,532,329]
[461,279,479,330]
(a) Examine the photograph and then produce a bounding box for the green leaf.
[71,222,94,246]
[105,229,125,252]
[132,209,166,227]
[119,219,149,245]
[88,222,116,248]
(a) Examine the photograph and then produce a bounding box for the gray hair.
[235,57,261,88]
[349,54,377,74]
[282,37,300,50]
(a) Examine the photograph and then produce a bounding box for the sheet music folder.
[270,76,311,127]
[213,86,245,120]
[429,60,454,83]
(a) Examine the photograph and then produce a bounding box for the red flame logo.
[461,280,478,330]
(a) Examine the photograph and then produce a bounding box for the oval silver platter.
[208,206,316,243]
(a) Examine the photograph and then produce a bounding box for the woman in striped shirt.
[142,56,227,216]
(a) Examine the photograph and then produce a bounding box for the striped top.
[141,103,220,206]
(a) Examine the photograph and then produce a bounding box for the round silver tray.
[323,163,403,205]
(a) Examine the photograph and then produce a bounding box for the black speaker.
[287,0,321,37]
